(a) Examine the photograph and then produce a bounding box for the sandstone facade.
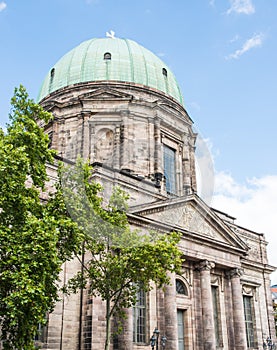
[34,78,276,350]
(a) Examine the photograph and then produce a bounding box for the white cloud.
[227,0,255,15]
[225,33,263,60]
[229,34,240,43]
[0,1,7,12]
[212,172,277,284]
[209,0,215,7]
[213,171,253,200]
[195,136,217,206]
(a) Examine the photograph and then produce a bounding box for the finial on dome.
[106,30,115,39]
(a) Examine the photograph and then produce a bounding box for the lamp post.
[154,328,160,350]
[263,337,276,350]
[161,335,167,349]
[150,334,156,350]
[150,328,167,350]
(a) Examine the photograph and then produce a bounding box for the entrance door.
[177,309,185,350]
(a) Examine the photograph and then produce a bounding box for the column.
[57,118,65,158]
[89,124,96,163]
[229,268,247,350]
[197,260,216,350]
[117,307,133,350]
[189,135,197,193]
[164,273,178,350]
[114,125,121,170]
[76,114,82,157]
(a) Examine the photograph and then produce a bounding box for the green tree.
[0,85,182,350]
[0,86,81,350]
[60,159,183,350]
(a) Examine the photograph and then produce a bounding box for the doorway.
[177,309,185,350]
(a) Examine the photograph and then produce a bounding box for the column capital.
[81,111,91,118]
[196,260,215,272]
[227,268,244,279]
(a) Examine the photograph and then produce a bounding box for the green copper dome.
[38,37,184,105]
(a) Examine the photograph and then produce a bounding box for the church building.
[37,36,275,350]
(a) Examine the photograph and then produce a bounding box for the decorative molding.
[242,283,259,301]
[244,238,260,260]
[80,87,134,101]
[196,260,215,272]
[242,286,253,295]
[211,276,220,286]
[181,204,216,238]
[226,268,244,279]
[181,267,192,286]
[176,275,191,298]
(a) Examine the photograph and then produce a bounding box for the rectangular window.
[177,309,185,350]
[163,145,176,194]
[34,322,47,343]
[133,288,146,343]
[47,131,53,148]
[212,286,221,347]
[243,296,255,348]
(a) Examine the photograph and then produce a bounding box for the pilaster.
[120,111,133,172]
[82,113,90,160]
[154,117,162,186]
[182,135,191,194]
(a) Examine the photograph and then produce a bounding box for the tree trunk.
[105,297,111,350]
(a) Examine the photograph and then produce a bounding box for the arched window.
[162,68,167,77]
[176,279,188,295]
[104,52,111,60]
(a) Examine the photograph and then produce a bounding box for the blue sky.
[1,0,277,282]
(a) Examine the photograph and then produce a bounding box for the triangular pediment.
[79,87,134,101]
[129,194,248,252]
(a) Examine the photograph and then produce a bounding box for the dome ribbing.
[38,37,184,105]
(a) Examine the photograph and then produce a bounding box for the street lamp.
[263,337,276,350]
[150,328,167,350]
[161,335,167,349]
[154,328,160,350]
[150,334,156,350]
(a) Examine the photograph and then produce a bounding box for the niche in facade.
[95,128,114,166]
